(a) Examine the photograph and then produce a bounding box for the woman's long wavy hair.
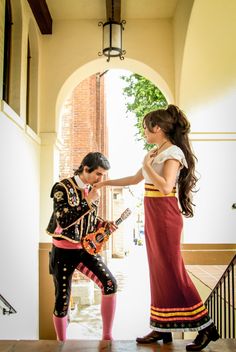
[143,104,198,217]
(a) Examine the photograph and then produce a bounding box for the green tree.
[121,73,167,150]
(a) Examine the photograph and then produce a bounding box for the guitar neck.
[108,208,131,233]
[115,217,123,226]
[103,217,123,237]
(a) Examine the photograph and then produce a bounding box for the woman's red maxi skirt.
[144,184,212,332]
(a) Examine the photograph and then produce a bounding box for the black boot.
[186,324,220,351]
[136,330,172,344]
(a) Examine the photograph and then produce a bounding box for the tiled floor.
[67,245,228,341]
[0,339,236,352]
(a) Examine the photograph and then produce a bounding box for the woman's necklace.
[157,140,168,153]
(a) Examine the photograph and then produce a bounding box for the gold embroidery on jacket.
[54,191,64,202]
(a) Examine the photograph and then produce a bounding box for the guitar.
[82,208,132,255]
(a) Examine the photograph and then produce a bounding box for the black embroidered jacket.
[46,177,102,243]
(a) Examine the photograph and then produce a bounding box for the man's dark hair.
[74,152,110,175]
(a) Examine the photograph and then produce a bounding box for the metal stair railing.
[0,293,17,315]
[205,254,236,338]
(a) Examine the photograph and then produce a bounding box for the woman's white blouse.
[142,145,188,184]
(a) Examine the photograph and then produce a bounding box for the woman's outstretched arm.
[94,168,144,188]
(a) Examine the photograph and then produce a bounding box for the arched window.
[6,0,22,116]
[26,20,39,133]
[3,0,12,102]
[26,39,31,126]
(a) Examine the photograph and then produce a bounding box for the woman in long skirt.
[94,105,219,351]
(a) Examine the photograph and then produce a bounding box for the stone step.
[0,339,235,352]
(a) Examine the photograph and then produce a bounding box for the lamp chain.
[111,0,114,21]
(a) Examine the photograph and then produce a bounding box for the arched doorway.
[39,58,173,340]
[56,63,170,339]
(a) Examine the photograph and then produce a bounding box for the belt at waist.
[53,238,83,249]
[144,183,176,197]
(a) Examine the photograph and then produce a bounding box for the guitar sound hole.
[95,234,104,243]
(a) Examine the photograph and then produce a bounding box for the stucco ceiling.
[46,0,178,20]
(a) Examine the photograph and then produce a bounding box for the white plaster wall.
[180,0,236,115]
[187,88,236,133]
[0,107,40,339]
[184,139,236,243]
[173,0,194,102]
[0,1,41,339]
[40,132,61,243]
[178,0,236,243]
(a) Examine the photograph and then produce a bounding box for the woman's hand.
[93,181,105,189]
[143,149,157,168]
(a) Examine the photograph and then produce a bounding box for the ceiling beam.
[106,0,121,22]
[27,0,52,34]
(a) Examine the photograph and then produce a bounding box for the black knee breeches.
[49,245,117,317]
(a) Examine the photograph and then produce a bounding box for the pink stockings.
[101,294,117,340]
[53,314,67,341]
[53,294,116,341]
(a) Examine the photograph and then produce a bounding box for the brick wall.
[59,73,108,219]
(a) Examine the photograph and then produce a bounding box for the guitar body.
[82,208,131,255]
[82,227,110,255]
